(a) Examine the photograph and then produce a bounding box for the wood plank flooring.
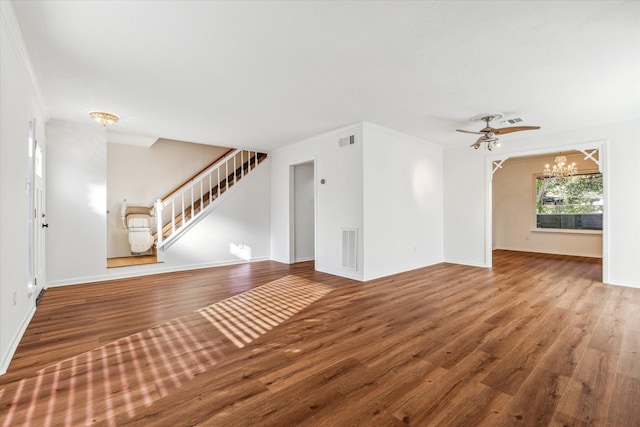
[1,250,639,426]
[106,255,159,268]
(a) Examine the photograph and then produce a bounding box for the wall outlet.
[13,291,17,306]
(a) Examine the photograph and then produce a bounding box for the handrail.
[155,149,266,249]
[153,148,235,206]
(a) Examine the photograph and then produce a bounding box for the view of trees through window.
[535,173,603,230]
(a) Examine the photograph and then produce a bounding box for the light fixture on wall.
[543,155,578,178]
[89,111,119,127]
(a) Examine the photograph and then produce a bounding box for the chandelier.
[89,111,119,127]
[543,156,578,178]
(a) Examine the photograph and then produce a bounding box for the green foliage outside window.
[536,173,603,214]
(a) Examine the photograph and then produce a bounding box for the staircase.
[152,149,268,251]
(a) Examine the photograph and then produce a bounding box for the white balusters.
[154,199,163,249]
[157,149,265,249]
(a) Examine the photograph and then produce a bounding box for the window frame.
[531,168,603,235]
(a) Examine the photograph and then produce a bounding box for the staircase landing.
[107,254,161,268]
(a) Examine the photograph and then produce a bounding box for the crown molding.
[0,1,49,121]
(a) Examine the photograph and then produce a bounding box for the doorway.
[487,141,607,282]
[27,119,46,296]
[291,161,315,263]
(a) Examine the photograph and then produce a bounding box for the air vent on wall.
[341,228,357,270]
[338,135,355,147]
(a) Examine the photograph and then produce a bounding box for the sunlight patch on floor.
[198,275,332,348]
[0,275,331,427]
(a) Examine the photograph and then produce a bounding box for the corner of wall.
[0,2,49,121]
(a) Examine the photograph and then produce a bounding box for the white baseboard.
[47,256,272,287]
[443,258,489,268]
[605,278,640,289]
[1,305,36,375]
[494,247,602,259]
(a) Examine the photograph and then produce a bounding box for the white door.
[293,162,315,262]
[32,122,46,295]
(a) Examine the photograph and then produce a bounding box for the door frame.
[288,158,316,264]
[27,118,46,296]
[485,140,608,282]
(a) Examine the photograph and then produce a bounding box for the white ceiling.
[10,1,640,151]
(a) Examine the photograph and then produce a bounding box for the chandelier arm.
[542,155,578,178]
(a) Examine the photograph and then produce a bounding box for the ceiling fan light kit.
[458,112,540,150]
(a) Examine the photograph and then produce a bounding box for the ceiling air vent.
[499,117,524,126]
[338,135,355,147]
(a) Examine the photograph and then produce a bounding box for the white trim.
[601,143,610,284]
[606,278,640,289]
[486,141,606,163]
[294,256,315,263]
[0,2,49,121]
[486,140,608,282]
[47,256,272,287]
[159,155,269,250]
[495,247,603,259]
[270,255,290,264]
[578,148,601,172]
[315,264,364,281]
[531,228,602,235]
[491,159,509,177]
[0,306,37,375]
[443,259,489,269]
[485,159,493,267]
[287,156,317,265]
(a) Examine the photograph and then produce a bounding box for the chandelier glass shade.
[543,156,578,178]
[89,111,119,127]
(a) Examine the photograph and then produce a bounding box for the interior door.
[33,131,46,294]
[293,162,315,262]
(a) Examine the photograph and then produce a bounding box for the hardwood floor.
[1,251,639,426]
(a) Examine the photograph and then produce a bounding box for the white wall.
[107,139,229,257]
[98,161,271,279]
[158,160,271,270]
[0,2,47,374]
[46,120,108,285]
[443,146,487,267]
[493,152,602,258]
[293,162,314,262]
[271,123,364,280]
[271,122,443,281]
[605,119,640,287]
[46,123,271,286]
[362,123,443,280]
[444,118,640,287]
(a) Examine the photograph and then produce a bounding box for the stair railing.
[155,149,264,249]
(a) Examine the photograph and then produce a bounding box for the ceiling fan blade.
[470,135,484,148]
[493,126,540,135]
[457,129,485,135]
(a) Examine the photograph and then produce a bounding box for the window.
[535,173,603,231]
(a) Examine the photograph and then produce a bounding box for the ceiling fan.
[457,113,540,150]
